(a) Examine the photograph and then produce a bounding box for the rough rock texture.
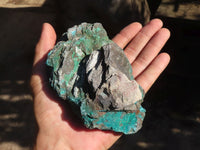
[46,23,145,134]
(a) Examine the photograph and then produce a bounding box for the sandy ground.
[0,0,45,8]
[156,0,200,20]
[0,0,200,150]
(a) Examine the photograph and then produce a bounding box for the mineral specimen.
[46,23,145,134]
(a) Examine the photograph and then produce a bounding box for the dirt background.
[0,0,200,150]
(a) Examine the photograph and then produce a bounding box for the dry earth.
[156,0,200,20]
[0,0,45,8]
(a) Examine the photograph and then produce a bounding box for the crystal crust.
[46,23,145,134]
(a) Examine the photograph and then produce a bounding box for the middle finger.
[124,19,163,63]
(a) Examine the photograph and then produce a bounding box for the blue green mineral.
[46,23,145,134]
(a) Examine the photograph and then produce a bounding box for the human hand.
[31,19,170,150]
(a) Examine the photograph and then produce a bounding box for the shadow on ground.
[0,0,200,149]
[0,81,36,148]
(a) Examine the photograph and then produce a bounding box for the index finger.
[112,22,142,49]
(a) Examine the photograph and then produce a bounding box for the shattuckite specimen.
[46,23,145,134]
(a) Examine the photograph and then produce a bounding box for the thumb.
[31,23,56,94]
[34,23,57,65]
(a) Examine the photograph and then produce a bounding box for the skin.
[30,19,170,150]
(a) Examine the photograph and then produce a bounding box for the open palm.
[31,19,170,150]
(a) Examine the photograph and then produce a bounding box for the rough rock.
[46,23,145,134]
